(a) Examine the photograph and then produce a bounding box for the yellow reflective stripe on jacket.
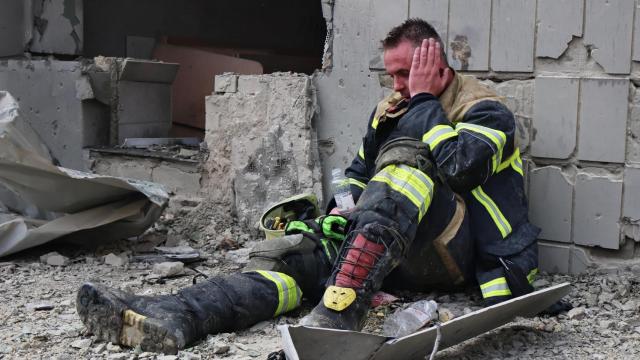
[347,178,367,190]
[422,124,457,151]
[512,152,523,176]
[372,116,380,130]
[255,270,301,316]
[480,277,512,298]
[456,123,507,173]
[358,143,365,159]
[527,268,538,284]
[496,148,523,176]
[370,165,434,221]
[471,186,512,238]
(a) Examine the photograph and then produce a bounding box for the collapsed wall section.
[315,0,640,273]
[205,73,323,232]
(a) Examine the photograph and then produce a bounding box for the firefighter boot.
[299,224,406,331]
[77,272,284,354]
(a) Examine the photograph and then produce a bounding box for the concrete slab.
[573,171,623,250]
[0,0,27,57]
[409,0,449,44]
[528,166,573,243]
[369,0,409,70]
[119,60,179,84]
[30,0,83,55]
[536,0,584,59]
[537,241,570,274]
[490,0,536,72]
[531,76,579,159]
[577,78,629,163]
[116,81,172,143]
[584,0,634,74]
[448,0,491,71]
[623,166,640,219]
[0,60,109,170]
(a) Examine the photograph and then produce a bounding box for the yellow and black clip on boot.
[300,223,406,331]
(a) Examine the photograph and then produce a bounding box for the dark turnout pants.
[213,164,478,330]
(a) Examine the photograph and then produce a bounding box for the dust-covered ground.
[1,201,640,360]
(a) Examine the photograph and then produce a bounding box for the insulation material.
[0,91,168,257]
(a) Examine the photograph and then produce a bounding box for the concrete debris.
[39,252,69,266]
[103,253,128,267]
[567,306,586,320]
[70,338,92,350]
[152,262,185,278]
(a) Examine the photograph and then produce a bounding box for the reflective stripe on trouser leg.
[369,164,435,223]
[254,270,302,316]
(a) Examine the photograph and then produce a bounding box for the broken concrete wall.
[204,73,323,231]
[0,59,109,170]
[315,0,640,273]
[30,0,83,55]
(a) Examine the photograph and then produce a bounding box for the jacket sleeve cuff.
[409,92,438,109]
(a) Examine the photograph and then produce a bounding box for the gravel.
[1,203,639,359]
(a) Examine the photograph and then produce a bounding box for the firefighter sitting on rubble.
[76,19,540,354]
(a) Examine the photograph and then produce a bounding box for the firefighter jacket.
[345,72,540,273]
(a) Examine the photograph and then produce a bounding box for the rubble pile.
[1,225,639,359]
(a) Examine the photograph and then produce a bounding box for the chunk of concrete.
[152,262,184,278]
[448,0,491,71]
[119,59,179,84]
[368,0,408,70]
[409,0,449,44]
[103,253,128,267]
[584,0,634,74]
[214,74,238,93]
[537,241,570,274]
[40,252,69,266]
[116,81,172,143]
[573,171,623,249]
[30,0,83,55]
[528,166,573,243]
[577,78,629,163]
[536,0,584,59]
[531,76,579,159]
[490,0,535,72]
[0,0,28,57]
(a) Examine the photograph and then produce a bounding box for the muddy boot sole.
[76,282,181,354]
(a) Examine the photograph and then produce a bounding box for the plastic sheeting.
[0,91,168,257]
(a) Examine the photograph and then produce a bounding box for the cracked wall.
[315,0,640,273]
[205,73,323,233]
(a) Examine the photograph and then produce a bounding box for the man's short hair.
[382,18,447,62]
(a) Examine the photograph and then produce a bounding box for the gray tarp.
[0,91,168,257]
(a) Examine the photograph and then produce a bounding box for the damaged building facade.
[1,0,639,275]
